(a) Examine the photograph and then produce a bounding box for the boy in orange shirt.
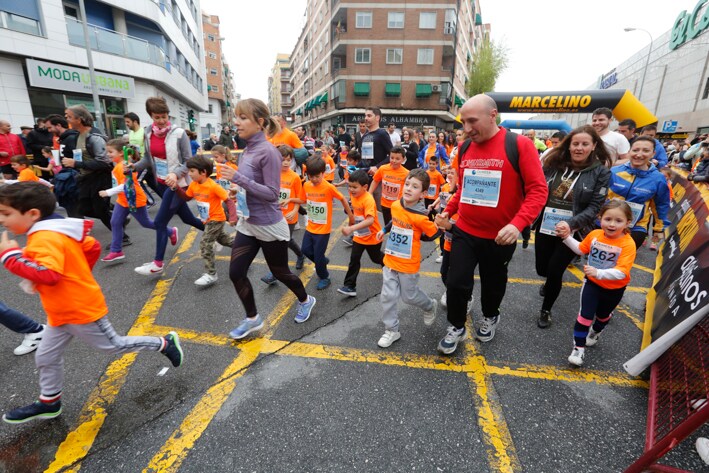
[261,145,306,285]
[211,145,238,225]
[338,169,383,297]
[321,148,337,183]
[369,146,408,226]
[174,156,235,287]
[424,156,447,210]
[292,156,354,289]
[375,169,441,348]
[4,155,52,188]
[0,182,183,424]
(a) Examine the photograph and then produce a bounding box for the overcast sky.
[200,0,702,102]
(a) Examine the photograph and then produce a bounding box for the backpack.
[53,169,79,204]
[293,147,309,166]
[457,130,524,194]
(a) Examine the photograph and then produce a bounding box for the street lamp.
[624,27,653,103]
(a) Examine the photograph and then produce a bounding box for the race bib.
[217,179,232,191]
[381,180,401,201]
[362,141,374,162]
[461,169,502,207]
[384,225,414,259]
[439,192,450,208]
[353,215,371,238]
[626,201,644,227]
[340,141,346,149]
[539,207,573,236]
[325,164,332,174]
[279,187,291,204]
[427,184,437,198]
[155,158,169,179]
[307,200,328,225]
[236,187,249,219]
[112,175,118,188]
[196,201,210,223]
[588,239,622,270]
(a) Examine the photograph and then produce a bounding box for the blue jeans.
[154,184,204,261]
[301,231,330,280]
[0,301,42,334]
[110,205,156,253]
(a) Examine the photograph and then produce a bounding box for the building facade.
[268,53,292,117]
[0,0,206,138]
[551,1,709,138]
[288,0,488,136]
[201,12,235,138]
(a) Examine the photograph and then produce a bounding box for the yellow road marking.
[485,362,647,388]
[614,304,644,331]
[45,229,198,473]
[632,263,655,274]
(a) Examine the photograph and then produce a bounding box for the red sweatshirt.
[445,128,548,239]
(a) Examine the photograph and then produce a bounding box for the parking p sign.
[661,120,678,133]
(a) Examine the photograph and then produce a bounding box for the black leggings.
[229,231,307,318]
[630,230,647,249]
[534,230,578,312]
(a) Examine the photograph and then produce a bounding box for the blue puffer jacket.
[607,162,671,233]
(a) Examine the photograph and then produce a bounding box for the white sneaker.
[14,325,45,355]
[586,329,601,347]
[440,291,447,308]
[214,242,223,252]
[697,437,709,465]
[568,347,585,366]
[195,273,218,286]
[423,299,437,326]
[377,330,401,348]
[435,254,443,263]
[135,261,164,275]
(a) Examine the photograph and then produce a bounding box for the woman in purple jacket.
[217,99,315,339]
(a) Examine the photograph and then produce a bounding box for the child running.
[99,139,176,262]
[211,145,238,225]
[338,169,383,297]
[375,168,441,348]
[261,145,306,285]
[3,156,52,187]
[293,156,354,290]
[424,157,446,211]
[0,182,183,424]
[369,146,408,226]
[321,148,337,184]
[173,156,235,287]
[561,200,637,367]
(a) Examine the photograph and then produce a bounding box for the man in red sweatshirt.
[435,95,548,354]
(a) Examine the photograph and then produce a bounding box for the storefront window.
[28,89,66,121]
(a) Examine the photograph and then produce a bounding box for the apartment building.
[289,0,489,136]
[201,12,236,138]
[0,0,206,138]
[268,53,293,116]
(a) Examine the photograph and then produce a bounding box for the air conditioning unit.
[431,84,442,93]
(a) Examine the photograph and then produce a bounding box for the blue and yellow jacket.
[607,163,671,233]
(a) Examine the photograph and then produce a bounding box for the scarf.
[151,121,172,138]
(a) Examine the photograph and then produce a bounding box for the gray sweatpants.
[380,266,434,332]
[35,317,163,397]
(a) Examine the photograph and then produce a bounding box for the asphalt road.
[1,199,707,473]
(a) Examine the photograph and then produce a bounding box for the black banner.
[645,173,709,343]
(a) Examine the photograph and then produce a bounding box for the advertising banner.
[26,59,135,99]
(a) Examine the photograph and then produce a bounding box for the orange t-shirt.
[18,168,39,182]
[280,169,303,224]
[24,231,107,326]
[298,180,343,234]
[112,162,147,208]
[350,191,382,246]
[323,154,336,182]
[186,178,228,223]
[373,164,408,208]
[383,199,439,273]
[425,169,446,199]
[269,128,303,149]
[215,161,238,180]
[578,229,636,290]
[443,213,458,252]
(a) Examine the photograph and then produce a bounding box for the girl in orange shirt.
[561,200,637,367]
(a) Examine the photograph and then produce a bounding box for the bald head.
[0,120,10,134]
[459,94,499,143]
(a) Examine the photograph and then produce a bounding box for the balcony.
[66,17,168,69]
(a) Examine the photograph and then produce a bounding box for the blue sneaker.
[295,295,316,323]
[316,278,331,290]
[437,325,467,355]
[229,315,264,339]
[475,316,499,342]
[162,332,184,367]
[3,400,62,424]
[260,272,277,285]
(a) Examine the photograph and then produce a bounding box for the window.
[417,48,434,65]
[355,11,372,28]
[210,68,218,76]
[324,59,329,74]
[208,52,217,59]
[419,12,436,29]
[211,85,218,92]
[388,12,404,28]
[207,34,215,41]
[208,104,213,114]
[386,48,403,64]
[355,48,371,64]
[63,2,80,20]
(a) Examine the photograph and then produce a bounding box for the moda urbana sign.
[670,0,709,50]
[26,59,135,99]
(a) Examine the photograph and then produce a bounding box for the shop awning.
[318,92,328,104]
[475,13,482,25]
[353,82,370,96]
[385,83,401,97]
[295,108,303,116]
[454,94,465,107]
[415,83,432,98]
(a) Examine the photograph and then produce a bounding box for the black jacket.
[58,129,79,159]
[27,126,53,165]
[401,140,419,170]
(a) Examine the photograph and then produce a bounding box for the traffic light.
[187,110,196,131]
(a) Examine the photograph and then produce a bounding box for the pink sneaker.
[101,251,125,262]
[169,227,179,246]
